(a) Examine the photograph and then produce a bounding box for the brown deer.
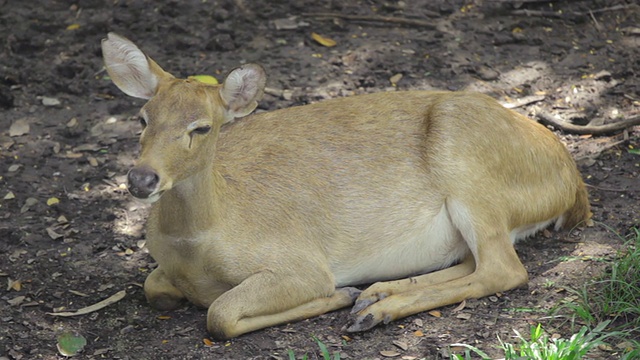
[101,33,591,340]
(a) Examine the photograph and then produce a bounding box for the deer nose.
[127,166,160,199]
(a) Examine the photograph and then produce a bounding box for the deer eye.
[190,125,211,135]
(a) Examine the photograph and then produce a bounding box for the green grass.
[287,336,341,360]
[556,228,640,333]
[450,321,630,359]
[450,228,640,359]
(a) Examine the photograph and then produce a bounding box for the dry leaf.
[413,330,424,337]
[66,23,81,30]
[428,310,441,317]
[8,164,21,172]
[88,157,99,167]
[21,197,38,213]
[456,312,472,320]
[380,350,401,357]
[7,278,21,291]
[9,118,30,137]
[47,197,60,206]
[393,340,408,351]
[413,318,423,327]
[4,192,15,200]
[8,295,25,306]
[311,32,337,47]
[67,117,78,127]
[390,73,403,86]
[203,338,214,346]
[69,290,89,297]
[452,299,466,312]
[46,227,64,240]
[274,18,299,30]
[157,315,171,320]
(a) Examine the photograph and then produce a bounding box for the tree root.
[531,106,640,135]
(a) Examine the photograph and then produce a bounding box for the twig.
[47,290,126,317]
[585,184,631,193]
[532,106,640,135]
[512,4,634,19]
[501,95,545,109]
[301,13,437,29]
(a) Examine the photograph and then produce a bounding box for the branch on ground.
[532,106,640,135]
[301,13,437,29]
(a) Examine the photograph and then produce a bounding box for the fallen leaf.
[88,156,99,167]
[311,32,337,47]
[47,290,126,317]
[21,197,38,213]
[67,117,78,127]
[341,335,352,342]
[8,164,21,172]
[274,18,299,30]
[203,338,214,346]
[8,278,22,291]
[58,215,69,224]
[413,318,423,327]
[69,290,89,297]
[157,315,171,320]
[390,73,403,86]
[598,344,613,352]
[57,332,87,357]
[46,227,64,240]
[428,310,441,317]
[4,191,15,200]
[47,197,60,206]
[7,295,25,306]
[413,330,424,337]
[456,312,472,320]
[66,23,81,30]
[188,75,219,85]
[9,118,30,137]
[74,143,102,152]
[380,350,401,357]
[452,299,466,313]
[393,340,408,351]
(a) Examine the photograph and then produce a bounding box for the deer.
[101,32,591,340]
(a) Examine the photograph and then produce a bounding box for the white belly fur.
[332,204,468,287]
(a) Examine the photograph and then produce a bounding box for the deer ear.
[220,64,266,121]
[101,33,173,99]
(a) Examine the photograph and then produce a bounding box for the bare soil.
[1,1,639,359]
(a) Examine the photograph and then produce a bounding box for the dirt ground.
[1,0,639,359]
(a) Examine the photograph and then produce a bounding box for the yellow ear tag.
[188,75,219,85]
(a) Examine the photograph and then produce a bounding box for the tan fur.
[102,33,591,340]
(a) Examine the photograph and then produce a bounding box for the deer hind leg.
[347,200,529,332]
[144,266,187,310]
[351,254,476,314]
[207,269,360,340]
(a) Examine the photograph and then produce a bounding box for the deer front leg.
[206,270,360,340]
[347,233,528,332]
[144,267,186,310]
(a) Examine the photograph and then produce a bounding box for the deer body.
[102,33,590,339]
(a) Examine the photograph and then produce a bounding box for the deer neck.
[154,166,227,236]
